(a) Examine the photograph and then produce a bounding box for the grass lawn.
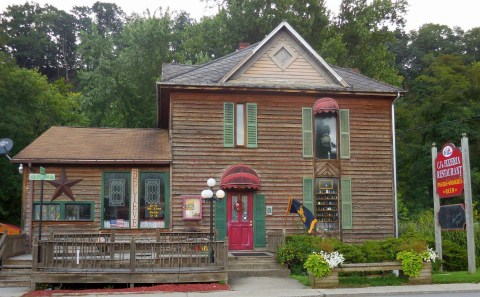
[291,273,408,287]
[433,270,480,284]
[292,269,480,288]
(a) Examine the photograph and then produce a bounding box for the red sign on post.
[435,143,463,198]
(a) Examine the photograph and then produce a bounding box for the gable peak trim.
[220,21,350,88]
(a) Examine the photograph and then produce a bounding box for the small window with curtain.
[224,102,257,148]
[33,203,61,221]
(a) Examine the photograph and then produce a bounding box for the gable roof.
[12,126,171,164]
[159,22,403,94]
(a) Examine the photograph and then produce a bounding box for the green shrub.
[276,235,323,275]
[442,239,468,271]
[332,241,367,263]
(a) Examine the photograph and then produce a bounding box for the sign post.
[433,137,476,274]
[29,167,55,241]
[431,144,443,266]
[461,134,476,273]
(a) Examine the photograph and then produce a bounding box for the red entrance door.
[227,192,253,250]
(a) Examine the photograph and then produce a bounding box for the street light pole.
[201,178,225,263]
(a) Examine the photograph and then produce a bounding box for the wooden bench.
[309,261,432,288]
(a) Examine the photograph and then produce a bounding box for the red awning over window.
[221,164,260,190]
[313,97,339,114]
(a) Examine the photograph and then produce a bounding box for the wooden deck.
[30,232,229,289]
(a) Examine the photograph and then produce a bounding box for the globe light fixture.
[201,178,224,263]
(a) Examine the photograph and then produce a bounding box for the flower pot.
[407,261,432,285]
[308,271,338,288]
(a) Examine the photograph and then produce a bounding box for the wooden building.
[12,22,403,249]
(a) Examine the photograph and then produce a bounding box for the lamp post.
[201,178,225,263]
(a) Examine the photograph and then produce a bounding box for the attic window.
[269,40,298,70]
[274,48,292,65]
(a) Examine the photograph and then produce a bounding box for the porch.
[0,231,286,290]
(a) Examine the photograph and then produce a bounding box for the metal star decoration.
[47,169,82,201]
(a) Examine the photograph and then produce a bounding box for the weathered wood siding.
[22,165,169,242]
[170,90,395,242]
[339,97,395,243]
[232,33,336,85]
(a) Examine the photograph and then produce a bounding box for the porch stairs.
[0,254,32,288]
[227,252,290,278]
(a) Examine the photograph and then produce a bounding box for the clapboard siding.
[23,165,169,241]
[233,34,335,85]
[340,98,394,243]
[170,90,395,241]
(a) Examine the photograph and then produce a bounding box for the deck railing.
[33,235,227,272]
[267,230,286,253]
[0,233,27,262]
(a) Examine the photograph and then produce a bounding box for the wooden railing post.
[32,236,38,270]
[223,237,229,269]
[130,238,136,272]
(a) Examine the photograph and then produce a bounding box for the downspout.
[392,92,401,238]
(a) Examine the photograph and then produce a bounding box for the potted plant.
[304,251,344,288]
[397,247,438,284]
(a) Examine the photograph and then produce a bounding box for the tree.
[79,13,173,128]
[322,0,407,86]
[395,54,480,213]
[0,53,86,224]
[0,3,78,80]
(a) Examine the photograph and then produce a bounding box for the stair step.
[228,263,285,270]
[0,281,31,287]
[228,269,291,278]
[3,259,33,266]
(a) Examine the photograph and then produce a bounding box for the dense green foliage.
[276,228,474,275]
[0,1,479,229]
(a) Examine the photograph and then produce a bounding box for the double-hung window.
[224,102,257,148]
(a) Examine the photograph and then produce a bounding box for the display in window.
[315,177,339,231]
[139,172,166,228]
[315,114,337,159]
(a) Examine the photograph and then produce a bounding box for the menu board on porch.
[183,196,202,220]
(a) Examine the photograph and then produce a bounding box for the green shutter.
[302,107,313,158]
[341,177,352,229]
[302,177,314,213]
[253,194,266,247]
[339,109,350,159]
[214,197,227,240]
[246,103,258,148]
[224,102,234,147]
[163,172,170,228]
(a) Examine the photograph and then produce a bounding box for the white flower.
[319,250,345,269]
[423,247,439,262]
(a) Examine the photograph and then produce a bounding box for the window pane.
[236,104,245,145]
[315,114,337,159]
[139,172,165,228]
[231,195,238,222]
[65,204,92,221]
[33,204,61,221]
[103,172,130,228]
[241,195,248,222]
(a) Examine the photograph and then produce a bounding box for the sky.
[0,0,478,32]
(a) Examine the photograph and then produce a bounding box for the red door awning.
[221,164,260,190]
[313,97,339,114]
